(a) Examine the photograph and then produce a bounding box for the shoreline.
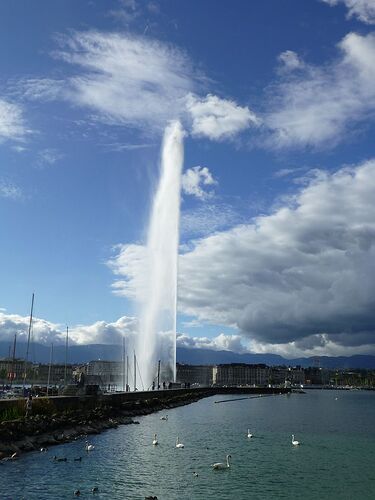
[0,387,289,460]
[0,390,212,460]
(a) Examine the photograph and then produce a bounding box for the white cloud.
[22,78,65,101]
[249,335,375,357]
[177,333,246,353]
[186,93,259,141]
[2,307,374,357]
[266,32,375,148]
[180,203,243,239]
[0,308,250,356]
[109,0,141,24]
[0,311,138,346]
[12,145,27,153]
[0,98,29,143]
[108,0,160,26]
[180,318,203,328]
[278,50,304,71]
[181,166,217,199]
[104,142,155,152]
[0,312,65,345]
[23,32,259,142]
[322,0,375,24]
[273,167,307,178]
[0,180,23,200]
[27,31,197,133]
[109,159,375,355]
[36,148,63,167]
[107,243,148,301]
[175,159,375,355]
[69,316,138,345]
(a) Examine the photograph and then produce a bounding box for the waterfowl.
[85,442,95,451]
[212,454,231,470]
[145,497,158,500]
[92,486,99,493]
[40,447,48,452]
[247,429,253,438]
[176,436,184,448]
[160,415,168,421]
[152,433,158,446]
[74,457,82,462]
[53,456,67,462]
[1,452,19,462]
[74,490,81,497]
[291,434,300,446]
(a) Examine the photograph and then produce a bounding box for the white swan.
[247,429,253,438]
[152,433,158,446]
[291,434,300,446]
[212,454,231,470]
[85,442,95,451]
[176,436,184,448]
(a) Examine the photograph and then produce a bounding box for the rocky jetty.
[0,390,205,460]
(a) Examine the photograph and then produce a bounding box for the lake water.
[0,390,374,499]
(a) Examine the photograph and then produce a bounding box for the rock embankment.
[0,390,205,460]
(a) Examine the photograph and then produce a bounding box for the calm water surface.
[0,390,374,499]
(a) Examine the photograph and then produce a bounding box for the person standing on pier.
[25,394,33,418]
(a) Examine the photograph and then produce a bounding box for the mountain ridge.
[0,342,374,369]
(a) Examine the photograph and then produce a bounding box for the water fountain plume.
[137,120,185,389]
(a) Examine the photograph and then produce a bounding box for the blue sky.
[1,0,375,357]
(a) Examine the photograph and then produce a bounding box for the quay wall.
[0,386,289,415]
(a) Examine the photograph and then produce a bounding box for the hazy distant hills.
[0,342,122,365]
[177,347,375,369]
[0,342,374,369]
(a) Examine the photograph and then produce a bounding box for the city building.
[214,363,270,387]
[0,358,33,384]
[33,363,74,385]
[176,363,214,386]
[304,367,330,385]
[271,366,305,386]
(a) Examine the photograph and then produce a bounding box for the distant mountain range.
[177,347,375,369]
[0,341,374,369]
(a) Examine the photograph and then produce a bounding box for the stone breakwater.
[0,390,208,460]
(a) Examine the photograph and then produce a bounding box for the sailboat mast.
[134,350,136,392]
[25,292,34,362]
[23,292,34,392]
[122,337,126,392]
[10,333,17,389]
[47,343,53,396]
[64,326,69,386]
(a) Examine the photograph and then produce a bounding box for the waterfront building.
[304,367,330,385]
[0,358,33,384]
[33,363,74,385]
[214,363,270,387]
[271,366,305,386]
[176,363,214,386]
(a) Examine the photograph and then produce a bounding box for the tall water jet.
[136,120,185,389]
